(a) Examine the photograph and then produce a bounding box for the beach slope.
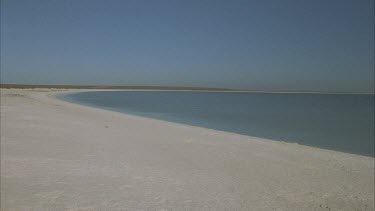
[1,89,374,210]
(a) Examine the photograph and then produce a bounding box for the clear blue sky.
[1,0,374,92]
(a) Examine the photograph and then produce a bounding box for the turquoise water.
[61,91,374,157]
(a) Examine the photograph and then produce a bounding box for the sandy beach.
[1,88,374,210]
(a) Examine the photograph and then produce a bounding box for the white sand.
[1,88,374,210]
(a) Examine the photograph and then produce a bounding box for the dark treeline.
[0,84,235,91]
[1,84,372,94]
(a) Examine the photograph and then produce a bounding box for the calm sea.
[61,91,374,157]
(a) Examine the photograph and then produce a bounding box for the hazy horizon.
[1,0,374,93]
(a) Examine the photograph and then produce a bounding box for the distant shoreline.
[0,84,373,95]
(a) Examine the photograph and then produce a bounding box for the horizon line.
[0,83,374,95]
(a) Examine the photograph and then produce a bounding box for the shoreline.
[1,88,374,210]
[57,89,373,158]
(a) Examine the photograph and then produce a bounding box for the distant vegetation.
[0,84,235,91]
[1,84,372,94]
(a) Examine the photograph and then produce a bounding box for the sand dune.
[1,88,374,210]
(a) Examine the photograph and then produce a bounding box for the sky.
[1,0,374,92]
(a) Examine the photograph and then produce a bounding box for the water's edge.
[58,91,375,157]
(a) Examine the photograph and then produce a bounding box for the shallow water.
[62,91,374,157]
